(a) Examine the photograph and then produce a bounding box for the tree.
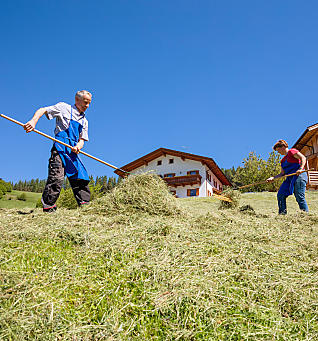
[229,151,283,192]
[221,166,237,186]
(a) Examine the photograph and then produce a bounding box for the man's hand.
[24,119,36,133]
[71,145,81,154]
[266,177,274,183]
[71,139,84,154]
[24,108,47,133]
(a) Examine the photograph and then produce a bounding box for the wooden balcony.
[164,174,202,187]
[212,187,222,195]
[307,171,318,189]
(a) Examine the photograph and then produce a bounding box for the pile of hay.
[84,173,181,216]
[219,188,241,209]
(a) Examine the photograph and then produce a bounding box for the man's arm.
[71,138,85,154]
[24,108,48,133]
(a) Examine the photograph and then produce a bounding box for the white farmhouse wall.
[174,185,205,198]
[205,167,223,194]
[206,179,213,196]
[129,155,207,198]
[128,155,225,198]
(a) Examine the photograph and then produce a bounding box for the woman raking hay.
[266,139,308,215]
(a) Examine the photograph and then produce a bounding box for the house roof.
[292,123,318,152]
[114,147,232,186]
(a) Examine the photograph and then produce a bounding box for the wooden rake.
[212,193,233,202]
[233,168,314,191]
[215,169,314,203]
[0,113,129,175]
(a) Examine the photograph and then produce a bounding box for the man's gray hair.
[75,90,92,99]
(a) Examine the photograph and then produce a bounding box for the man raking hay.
[24,90,92,212]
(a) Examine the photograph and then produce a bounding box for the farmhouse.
[293,123,318,189]
[115,148,231,198]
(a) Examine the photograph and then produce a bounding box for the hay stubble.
[1,175,318,340]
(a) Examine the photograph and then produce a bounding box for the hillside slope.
[1,181,318,340]
[0,190,41,209]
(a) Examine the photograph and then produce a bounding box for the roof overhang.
[292,123,318,152]
[114,147,232,186]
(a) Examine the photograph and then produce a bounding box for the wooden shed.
[293,123,318,189]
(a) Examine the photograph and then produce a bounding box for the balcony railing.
[308,171,318,188]
[164,174,202,187]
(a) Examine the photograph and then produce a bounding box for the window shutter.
[187,189,190,196]
[196,188,199,196]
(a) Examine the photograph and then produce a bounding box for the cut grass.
[0,190,41,209]
[86,173,181,216]
[1,180,318,339]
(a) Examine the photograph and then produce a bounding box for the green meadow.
[0,190,41,209]
[1,176,318,340]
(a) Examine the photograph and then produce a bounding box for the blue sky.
[1,0,318,183]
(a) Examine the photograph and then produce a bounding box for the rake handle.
[237,168,314,190]
[0,113,128,173]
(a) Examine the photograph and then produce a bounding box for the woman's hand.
[296,168,304,175]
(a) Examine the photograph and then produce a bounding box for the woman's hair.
[273,139,288,150]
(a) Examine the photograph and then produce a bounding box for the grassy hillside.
[0,190,41,209]
[1,177,318,340]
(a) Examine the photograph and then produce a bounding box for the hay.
[218,188,241,209]
[84,173,181,216]
[239,204,255,212]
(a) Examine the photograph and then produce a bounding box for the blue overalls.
[277,157,308,214]
[54,107,89,181]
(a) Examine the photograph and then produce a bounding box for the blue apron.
[54,106,89,181]
[277,158,300,197]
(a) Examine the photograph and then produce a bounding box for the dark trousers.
[42,147,91,208]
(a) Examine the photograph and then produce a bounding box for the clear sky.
[1,0,318,183]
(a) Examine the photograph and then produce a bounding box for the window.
[164,173,176,178]
[207,190,211,197]
[170,190,176,196]
[206,171,211,181]
[157,160,162,166]
[169,158,174,164]
[187,188,199,197]
[187,170,199,175]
